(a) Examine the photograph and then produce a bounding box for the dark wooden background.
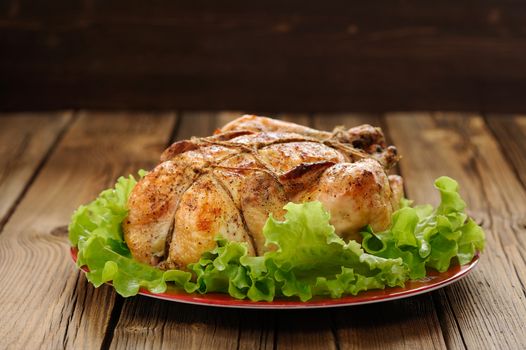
[2,1,526,113]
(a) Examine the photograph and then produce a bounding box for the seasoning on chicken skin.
[124,115,404,269]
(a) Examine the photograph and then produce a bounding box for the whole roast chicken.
[123,115,404,270]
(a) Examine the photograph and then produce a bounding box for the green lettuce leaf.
[69,173,484,301]
[261,202,407,301]
[362,176,485,277]
[69,173,195,297]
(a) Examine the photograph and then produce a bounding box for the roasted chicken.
[123,115,404,270]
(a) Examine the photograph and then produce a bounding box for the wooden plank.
[432,290,467,350]
[237,310,275,350]
[273,310,337,350]
[313,114,448,350]
[336,295,449,350]
[3,2,526,112]
[111,295,240,350]
[0,112,177,349]
[485,115,526,189]
[110,112,241,350]
[0,112,71,230]
[385,112,526,349]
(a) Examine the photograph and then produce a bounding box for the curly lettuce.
[69,173,195,297]
[69,174,484,301]
[361,176,485,279]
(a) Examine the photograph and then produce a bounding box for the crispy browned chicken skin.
[123,115,404,269]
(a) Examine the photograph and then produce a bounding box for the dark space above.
[2,1,526,112]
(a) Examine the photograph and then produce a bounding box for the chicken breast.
[124,115,404,269]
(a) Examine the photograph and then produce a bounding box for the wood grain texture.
[111,296,240,350]
[2,2,526,112]
[431,290,467,350]
[385,112,526,350]
[0,112,177,349]
[274,310,337,350]
[0,112,71,229]
[485,115,526,189]
[336,296,448,350]
[237,310,275,350]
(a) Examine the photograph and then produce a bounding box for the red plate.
[71,247,479,309]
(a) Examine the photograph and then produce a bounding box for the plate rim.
[70,247,479,309]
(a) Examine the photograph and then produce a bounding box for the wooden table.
[0,111,525,349]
